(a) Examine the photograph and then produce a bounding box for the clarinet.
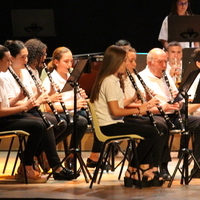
[133,69,175,130]
[43,62,73,124]
[126,69,163,136]
[24,64,64,126]
[68,67,93,126]
[162,71,185,132]
[8,67,54,130]
[77,84,93,126]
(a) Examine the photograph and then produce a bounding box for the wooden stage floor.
[0,151,200,200]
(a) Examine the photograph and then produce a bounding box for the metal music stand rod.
[60,59,92,182]
[168,70,200,187]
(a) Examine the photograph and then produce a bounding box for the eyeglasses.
[177,2,188,6]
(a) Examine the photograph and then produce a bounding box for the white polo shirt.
[0,73,10,108]
[94,75,124,126]
[139,67,178,105]
[42,69,74,107]
[124,72,144,100]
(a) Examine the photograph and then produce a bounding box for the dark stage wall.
[0,0,200,55]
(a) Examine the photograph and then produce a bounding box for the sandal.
[124,169,142,188]
[33,156,41,173]
[15,165,47,183]
[124,169,136,187]
[140,168,154,187]
[37,152,50,173]
[15,173,47,183]
[151,171,164,187]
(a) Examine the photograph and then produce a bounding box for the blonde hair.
[48,47,72,70]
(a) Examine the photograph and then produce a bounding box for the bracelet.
[137,107,140,116]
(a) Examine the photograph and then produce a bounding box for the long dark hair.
[170,0,193,15]
[90,45,126,102]
[25,38,47,67]
[4,40,26,57]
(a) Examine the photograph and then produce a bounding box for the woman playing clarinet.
[89,45,164,187]
[39,45,88,170]
[3,40,75,180]
[122,46,170,181]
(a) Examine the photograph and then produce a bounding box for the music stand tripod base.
[168,137,200,187]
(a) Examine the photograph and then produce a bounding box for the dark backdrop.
[0,0,200,55]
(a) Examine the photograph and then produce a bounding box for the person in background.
[158,0,199,49]
[186,48,200,178]
[115,39,131,47]
[166,41,183,87]
[188,48,200,116]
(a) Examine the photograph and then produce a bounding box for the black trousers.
[92,115,170,167]
[58,112,88,149]
[154,113,200,166]
[124,115,169,167]
[27,110,87,165]
[100,121,159,168]
[25,111,67,168]
[0,114,46,166]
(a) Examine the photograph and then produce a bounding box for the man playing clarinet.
[139,48,200,180]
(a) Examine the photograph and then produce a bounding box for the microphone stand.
[168,90,200,187]
[60,80,92,182]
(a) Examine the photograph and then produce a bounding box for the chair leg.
[131,139,142,189]
[103,142,116,172]
[12,135,28,176]
[106,141,128,172]
[169,134,175,152]
[118,140,131,180]
[12,147,21,176]
[17,136,28,184]
[97,143,113,184]
[2,137,15,174]
[89,142,108,188]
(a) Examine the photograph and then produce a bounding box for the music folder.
[172,69,200,104]
[61,58,89,92]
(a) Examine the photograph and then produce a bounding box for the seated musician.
[42,46,88,170]
[139,47,200,180]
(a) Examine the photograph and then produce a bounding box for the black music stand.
[168,15,200,47]
[168,69,200,187]
[61,58,92,182]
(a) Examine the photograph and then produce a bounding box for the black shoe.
[65,157,74,170]
[160,167,171,181]
[191,168,200,178]
[86,158,111,171]
[86,158,98,168]
[53,167,75,180]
